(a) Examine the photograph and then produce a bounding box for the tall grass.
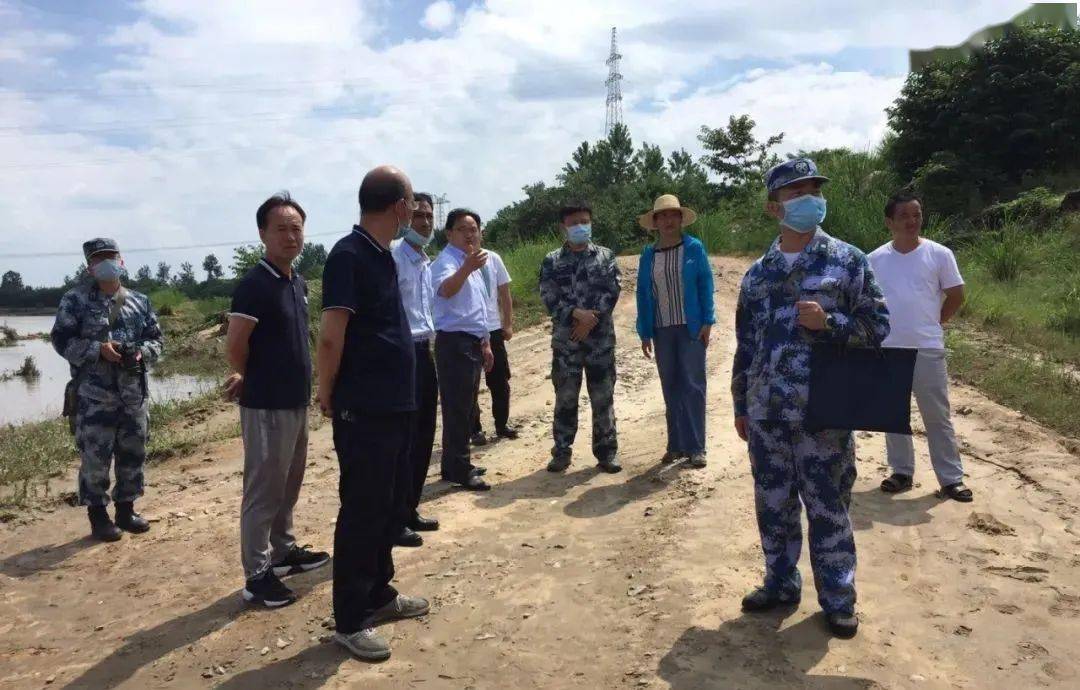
[498,234,562,329]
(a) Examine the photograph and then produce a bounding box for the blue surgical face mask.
[567,223,592,245]
[404,227,432,248]
[91,258,123,281]
[780,194,827,234]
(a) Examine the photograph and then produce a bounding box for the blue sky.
[0,0,1032,285]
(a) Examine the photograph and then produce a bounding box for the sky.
[0,0,1033,286]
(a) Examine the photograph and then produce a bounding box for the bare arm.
[497,283,513,337]
[316,309,350,416]
[941,285,965,324]
[223,316,256,400]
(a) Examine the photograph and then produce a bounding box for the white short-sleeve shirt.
[869,238,964,350]
[480,250,512,331]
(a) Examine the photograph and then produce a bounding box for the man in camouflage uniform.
[539,201,622,474]
[51,238,163,542]
[731,159,890,638]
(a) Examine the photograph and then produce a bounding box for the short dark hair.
[445,208,481,232]
[256,191,306,230]
[885,191,922,218]
[414,192,434,208]
[358,174,407,213]
[559,202,592,223]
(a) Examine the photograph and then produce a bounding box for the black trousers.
[332,409,414,634]
[407,340,439,519]
[435,331,483,484]
[472,329,511,435]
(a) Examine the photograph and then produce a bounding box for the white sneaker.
[333,628,391,661]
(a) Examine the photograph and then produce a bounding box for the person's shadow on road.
[473,466,598,510]
[0,535,100,578]
[61,563,333,689]
[658,610,878,689]
[850,486,942,532]
[563,462,677,519]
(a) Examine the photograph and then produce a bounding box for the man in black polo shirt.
[317,166,429,662]
[225,192,329,609]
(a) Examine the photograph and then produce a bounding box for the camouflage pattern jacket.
[51,280,164,406]
[538,243,621,345]
[732,229,890,423]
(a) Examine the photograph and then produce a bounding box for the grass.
[946,330,1080,439]
[0,391,237,507]
[0,325,16,347]
[498,237,561,329]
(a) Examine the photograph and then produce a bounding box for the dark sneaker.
[688,453,707,469]
[410,515,439,532]
[827,612,859,638]
[470,432,489,447]
[114,502,150,533]
[243,571,296,608]
[394,527,424,547]
[271,544,330,577]
[367,594,430,625]
[741,587,800,612]
[88,506,122,542]
[547,454,571,473]
[597,457,623,474]
[495,426,520,440]
[660,452,682,464]
[334,628,390,661]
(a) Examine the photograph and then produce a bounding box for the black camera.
[115,342,143,372]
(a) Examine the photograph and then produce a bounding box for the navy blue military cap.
[82,237,120,260]
[765,158,830,193]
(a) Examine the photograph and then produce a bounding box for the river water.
[0,314,213,427]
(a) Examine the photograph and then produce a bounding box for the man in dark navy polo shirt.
[225,192,329,609]
[317,166,429,662]
[224,193,326,609]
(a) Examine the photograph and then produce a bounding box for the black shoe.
[470,432,489,447]
[547,454,571,473]
[495,426,520,440]
[460,475,491,491]
[88,506,122,542]
[410,515,440,532]
[597,457,623,474]
[114,502,150,533]
[826,612,859,638]
[271,544,330,577]
[243,571,297,608]
[741,587,800,612]
[473,466,488,476]
[395,527,424,547]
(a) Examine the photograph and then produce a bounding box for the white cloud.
[0,0,1033,285]
[421,1,456,32]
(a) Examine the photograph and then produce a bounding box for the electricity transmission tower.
[604,27,623,135]
[433,193,449,230]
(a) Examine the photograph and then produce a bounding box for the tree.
[698,114,784,191]
[155,262,171,285]
[295,243,327,280]
[135,265,153,283]
[0,270,24,293]
[231,245,263,278]
[174,261,197,289]
[886,24,1080,210]
[202,254,224,281]
[63,263,87,286]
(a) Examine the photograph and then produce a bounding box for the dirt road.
[2,256,1079,689]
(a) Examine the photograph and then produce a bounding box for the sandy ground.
[2,256,1079,690]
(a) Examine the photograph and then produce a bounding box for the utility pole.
[604,26,624,136]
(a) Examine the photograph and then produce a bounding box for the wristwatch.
[824,313,838,332]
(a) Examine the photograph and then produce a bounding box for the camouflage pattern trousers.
[747,419,857,615]
[551,336,618,462]
[75,396,149,507]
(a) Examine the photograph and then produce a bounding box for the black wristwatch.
[824,313,838,332]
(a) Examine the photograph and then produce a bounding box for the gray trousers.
[885,349,964,487]
[240,407,308,580]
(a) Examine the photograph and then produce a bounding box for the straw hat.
[638,194,697,230]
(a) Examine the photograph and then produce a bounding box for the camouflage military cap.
[82,237,120,260]
[765,158,829,193]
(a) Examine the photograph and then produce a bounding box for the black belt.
[436,330,483,342]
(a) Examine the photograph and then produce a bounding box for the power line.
[0,230,347,260]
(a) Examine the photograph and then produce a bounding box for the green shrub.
[974,231,1029,282]
[979,187,1062,229]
